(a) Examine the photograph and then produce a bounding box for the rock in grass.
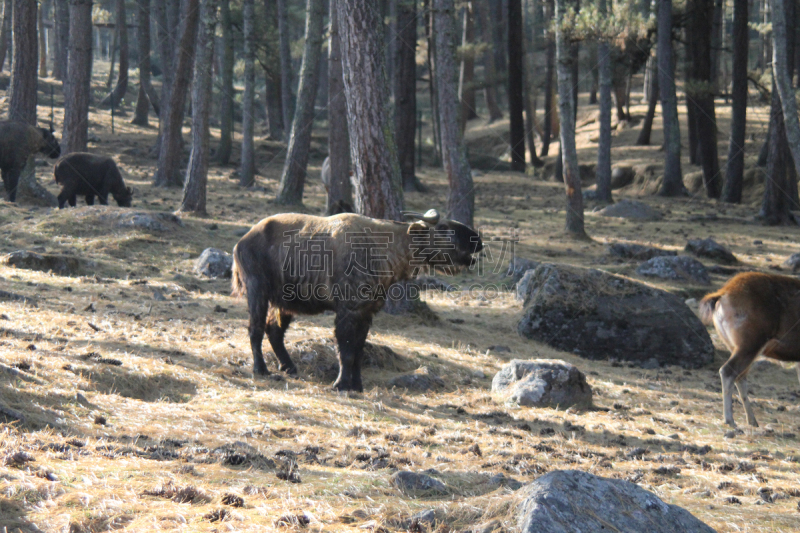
[387,366,445,392]
[492,359,592,409]
[636,255,710,285]
[194,248,233,279]
[685,238,736,265]
[1,250,94,277]
[607,243,676,261]
[598,199,663,221]
[517,470,716,533]
[391,471,447,494]
[785,253,800,272]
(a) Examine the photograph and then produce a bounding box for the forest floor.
[1,68,800,532]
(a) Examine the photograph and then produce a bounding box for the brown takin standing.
[231,209,483,392]
[699,272,800,427]
[0,121,61,202]
[54,152,133,208]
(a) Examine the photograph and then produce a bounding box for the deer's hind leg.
[720,340,765,427]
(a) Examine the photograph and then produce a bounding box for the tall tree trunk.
[0,0,11,73]
[636,53,658,145]
[523,0,542,167]
[595,0,613,203]
[266,71,285,139]
[489,0,507,102]
[722,0,748,203]
[710,0,723,92]
[687,0,721,198]
[426,0,442,164]
[181,0,219,214]
[154,0,201,187]
[132,0,159,125]
[459,1,477,128]
[152,0,180,156]
[395,0,419,192]
[103,0,129,107]
[63,0,93,155]
[555,0,585,237]
[760,80,795,224]
[657,0,685,196]
[106,25,117,89]
[327,0,351,212]
[277,0,294,141]
[433,0,474,225]
[277,0,325,204]
[239,0,256,186]
[508,0,525,172]
[337,0,404,220]
[475,0,502,121]
[38,0,47,77]
[216,0,234,162]
[52,0,68,80]
[540,0,554,156]
[771,0,800,183]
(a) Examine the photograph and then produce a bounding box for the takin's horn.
[402,209,440,225]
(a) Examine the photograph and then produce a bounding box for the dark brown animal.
[0,121,61,202]
[699,272,800,427]
[54,152,133,208]
[231,209,483,391]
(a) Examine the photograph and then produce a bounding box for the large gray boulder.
[507,257,540,285]
[598,199,663,221]
[517,264,714,368]
[492,359,592,409]
[685,238,736,264]
[517,470,715,533]
[1,250,95,276]
[636,255,710,285]
[194,248,233,279]
[607,243,676,261]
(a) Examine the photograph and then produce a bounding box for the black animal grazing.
[54,152,133,208]
[0,121,61,202]
[231,209,483,392]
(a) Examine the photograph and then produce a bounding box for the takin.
[232,209,483,391]
[700,272,800,427]
[0,121,61,202]
[54,152,133,208]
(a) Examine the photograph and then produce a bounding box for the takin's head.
[113,186,134,207]
[38,125,61,159]
[404,209,483,270]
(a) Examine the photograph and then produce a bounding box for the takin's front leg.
[266,308,297,375]
[247,293,271,377]
[333,310,372,392]
[2,167,21,202]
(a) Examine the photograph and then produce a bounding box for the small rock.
[610,166,636,189]
[598,200,663,221]
[492,359,592,409]
[507,258,540,285]
[411,509,436,527]
[685,238,737,265]
[784,253,800,272]
[636,255,710,285]
[234,228,250,237]
[152,289,167,301]
[391,471,447,494]
[607,243,676,261]
[194,248,233,279]
[640,358,660,370]
[387,367,445,392]
[487,345,511,353]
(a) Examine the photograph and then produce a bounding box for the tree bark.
[337,0,404,220]
[475,0,502,122]
[459,1,477,128]
[395,0,418,192]
[0,0,11,73]
[722,0,748,203]
[103,0,129,107]
[540,0,555,157]
[277,0,325,204]
[433,0,474,225]
[327,0,352,212]
[555,0,586,237]
[508,0,525,172]
[106,24,117,90]
[38,0,47,77]
[771,0,800,183]
[239,0,256,187]
[657,0,685,196]
[132,0,159,125]
[595,0,613,203]
[63,0,93,155]
[154,0,200,187]
[53,0,68,80]
[181,0,219,214]
[216,0,234,162]
[489,0,506,97]
[278,0,294,141]
[266,71,285,139]
[760,80,795,225]
[636,52,658,145]
[154,0,180,139]
[426,0,442,164]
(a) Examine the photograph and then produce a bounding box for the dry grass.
[0,66,799,532]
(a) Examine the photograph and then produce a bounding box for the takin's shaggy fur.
[700,272,800,427]
[232,210,483,391]
[53,153,133,208]
[0,121,61,202]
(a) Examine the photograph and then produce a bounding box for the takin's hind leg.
[333,310,372,392]
[734,375,759,427]
[719,341,765,427]
[247,295,270,377]
[266,308,297,375]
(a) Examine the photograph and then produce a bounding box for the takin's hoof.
[280,365,298,376]
[332,381,363,393]
[253,366,271,378]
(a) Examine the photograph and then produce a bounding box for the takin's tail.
[231,244,247,298]
[698,291,722,325]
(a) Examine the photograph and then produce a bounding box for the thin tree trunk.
[181,0,219,214]
[153,0,180,154]
[476,0,502,121]
[433,0,474,225]
[459,1,477,128]
[722,0,748,203]
[53,0,68,80]
[0,0,12,72]
[278,0,294,141]
[63,0,93,155]
[132,0,158,125]
[771,0,800,182]
[337,0,404,220]
[277,0,325,204]
[508,0,526,172]
[103,0,129,107]
[489,0,507,102]
[395,0,419,192]
[216,0,234,163]
[540,0,554,156]
[426,0,442,164]
[38,0,46,77]
[106,25,117,90]
[595,0,612,203]
[154,0,201,187]
[555,0,585,237]
[636,53,659,145]
[760,79,795,224]
[657,0,685,196]
[523,0,542,166]
[266,72,284,139]
[239,0,256,186]
[711,0,723,92]
[327,0,352,212]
